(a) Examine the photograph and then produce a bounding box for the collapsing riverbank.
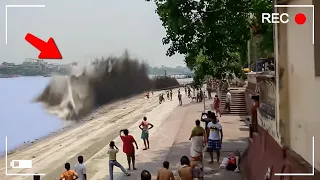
[35,52,180,120]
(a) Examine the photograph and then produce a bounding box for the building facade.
[243,0,320,179]
[276,0,319,170]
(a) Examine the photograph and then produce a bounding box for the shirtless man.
[178,156,192,180]
[157,161,175,180]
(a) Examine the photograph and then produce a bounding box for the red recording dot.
[295,13,306,25]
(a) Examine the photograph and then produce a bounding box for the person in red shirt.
[213,95,221,117]
[120,129,138,170]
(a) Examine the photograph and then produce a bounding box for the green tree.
[250,0,274,58]
[151,0,273,81]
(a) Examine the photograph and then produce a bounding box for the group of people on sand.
[36,117,153,180]
[35,89,228,180]
[158,89,182,106]
[52,112,217,180]
[108,116,154,179]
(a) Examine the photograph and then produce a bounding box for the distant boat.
[43,74,51,77]
[0,74,19,78]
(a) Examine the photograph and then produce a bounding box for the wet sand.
[0,89,180,180]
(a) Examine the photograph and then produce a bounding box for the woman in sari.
[189,120,206,169]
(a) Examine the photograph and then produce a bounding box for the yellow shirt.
[108,148,119,160]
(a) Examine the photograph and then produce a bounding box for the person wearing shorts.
[120,129,138,170]
[206,116,223,163]
[139,117,154,150]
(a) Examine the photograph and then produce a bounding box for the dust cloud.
[35,52,179,120]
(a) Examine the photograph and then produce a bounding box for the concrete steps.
[220,91,247,115]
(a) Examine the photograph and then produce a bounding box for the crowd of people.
[32,85,234,180]
[141,111,225,180]
[34,111,222,180]
[158,89,183,106]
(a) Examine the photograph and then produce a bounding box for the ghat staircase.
[220,89,247,115]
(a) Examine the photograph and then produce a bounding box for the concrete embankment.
[0,89,180,180]
[1,89,248,180]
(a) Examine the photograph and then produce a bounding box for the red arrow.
[25,33,62,59]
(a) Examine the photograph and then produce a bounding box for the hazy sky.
[0,0,185,67]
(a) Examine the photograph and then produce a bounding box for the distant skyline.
[0,0,186,67]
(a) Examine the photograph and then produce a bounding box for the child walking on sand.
[108,141,130,180]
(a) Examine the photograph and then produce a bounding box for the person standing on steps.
[74,156,87,180]
[225,90,232,112]
[206,116,223,164]
[139,116,154,150]
[120,129,138,170]
[170,89,173,100]
[108,141,131,180]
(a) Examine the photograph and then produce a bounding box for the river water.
[0,77,193,154]
[0,77,72,154]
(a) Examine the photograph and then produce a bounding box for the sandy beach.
[0,89,181,180]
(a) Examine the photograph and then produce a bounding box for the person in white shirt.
[74,156,87,180]
[225,90,232,112]
[108,141,130,180]
[206,116,223,163]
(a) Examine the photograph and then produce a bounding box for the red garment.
[229,157,236,164]
[121,135,135,154]
[214,98,220,109]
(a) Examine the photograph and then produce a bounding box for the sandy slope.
[0,90,181,180]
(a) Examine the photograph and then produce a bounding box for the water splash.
[35,52,152,120]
